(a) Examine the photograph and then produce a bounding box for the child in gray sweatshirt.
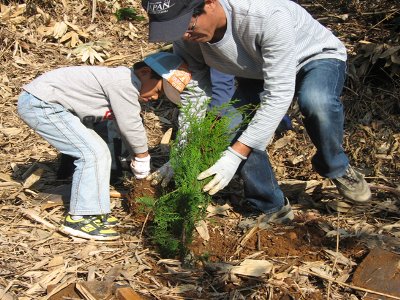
[17,52,191,240]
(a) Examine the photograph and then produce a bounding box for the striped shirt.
[174,0,347,151]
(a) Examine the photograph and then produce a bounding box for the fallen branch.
[299,268,400,300]
[234,226,260,257]
[91,0,97,22]
[368,9,400,31]
[369,184,400,197]
[142,44,173,58]
[0,181,21,187]
[20,208,57,230]
[361,9,399,15]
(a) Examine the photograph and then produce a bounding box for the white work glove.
[146,161,174,187]
[197,147,247,195]
[130,155,151,179]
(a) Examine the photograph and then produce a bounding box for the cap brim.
[148,10,193,42]
[163,78,182,105]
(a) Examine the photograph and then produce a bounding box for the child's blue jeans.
[17,92,112,216]
[234,59,349,213]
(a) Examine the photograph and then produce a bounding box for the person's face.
[135,67,163,102]
[183,0,226,43]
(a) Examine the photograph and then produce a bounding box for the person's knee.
[299,89,342,118]
[81,143,111,168]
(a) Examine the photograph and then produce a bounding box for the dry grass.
[0,0,399,299]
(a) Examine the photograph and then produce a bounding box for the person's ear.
[135,66,152,80]
[205,0,216,7]
[204,0,218,13]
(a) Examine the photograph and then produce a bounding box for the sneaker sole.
[336,188,372,203]
[327,199,369,213]
[327,200,353,213]
[61,225,120,241]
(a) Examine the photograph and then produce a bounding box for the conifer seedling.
[152,100,250,259]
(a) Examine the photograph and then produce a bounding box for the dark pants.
[232,59,348,213]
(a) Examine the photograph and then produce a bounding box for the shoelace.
[73,216,103,228]
[342,168,359,186]
[84,215,107,227]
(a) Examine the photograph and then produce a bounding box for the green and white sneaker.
[62,215,120,241]
[94,214,119,227]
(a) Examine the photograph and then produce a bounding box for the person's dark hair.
[133,61,162,79]
[192,1,206,17]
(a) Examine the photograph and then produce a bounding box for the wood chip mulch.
[0,0,399,299]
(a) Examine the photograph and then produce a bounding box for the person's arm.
[198,7,297,194]
[107,80,148,156]
[108,119,149,159]
[235,7,296,153]
[107,77,150,178]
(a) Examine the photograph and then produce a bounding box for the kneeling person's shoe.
[262,198,294,224]
[332,165,371,203]
[62,215,120,241]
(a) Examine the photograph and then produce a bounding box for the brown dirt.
[0,0,399,299]
[188,217,369,263]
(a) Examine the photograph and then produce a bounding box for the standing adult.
[142,0,371,222]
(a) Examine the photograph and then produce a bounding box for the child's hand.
[130,155,151,179]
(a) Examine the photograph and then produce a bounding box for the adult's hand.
[146,161,173,187]
[197,147,246,195]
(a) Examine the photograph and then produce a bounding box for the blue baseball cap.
[144,52,192,105]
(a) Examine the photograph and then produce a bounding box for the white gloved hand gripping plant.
[197,147,247,195]
[146,160,174,187]
[130,155,151,179]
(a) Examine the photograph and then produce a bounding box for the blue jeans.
[209,68,236,109]
[233,59,348,213]
[17,92,112,216]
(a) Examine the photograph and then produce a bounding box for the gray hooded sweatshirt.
[23,66,148,154]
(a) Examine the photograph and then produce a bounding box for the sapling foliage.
[153,100,245,258]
